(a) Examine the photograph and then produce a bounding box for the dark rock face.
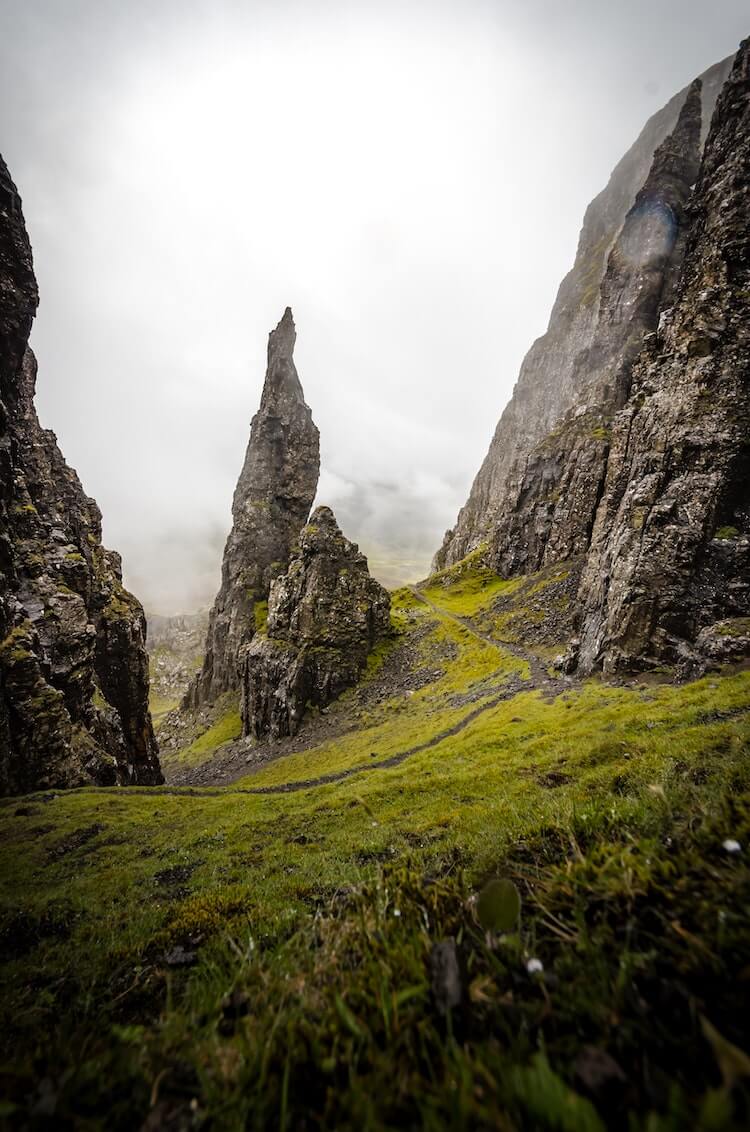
[577,41,750,674]
[434,44,749,676]
[187,308,320,706]
[242,506,391,738]
[486,79,703,578]
[434,56,733,573]
[0,156,161,794]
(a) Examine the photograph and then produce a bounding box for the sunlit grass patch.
[178,700,243,764]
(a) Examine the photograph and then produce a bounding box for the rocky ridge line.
[485,77,703,579]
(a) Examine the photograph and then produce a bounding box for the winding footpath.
[80,588,574,801]
[409,587,575,701]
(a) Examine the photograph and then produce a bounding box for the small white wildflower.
[526,958,544,975]
[371,821,378,828]
[723,839,742,854]
[393,908,401,918]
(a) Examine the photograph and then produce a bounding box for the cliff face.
[435,56,733,573]
[433,43,749,677]
[485,79,703,579]
[187,308,320,707]
[242,506,391,739]
[0,156,161,794]
[577,41,750,675]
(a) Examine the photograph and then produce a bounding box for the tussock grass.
[1,555,749,1128]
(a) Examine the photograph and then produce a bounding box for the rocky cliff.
[577,40,750,675]
[186,308,320,707]
[242,506,391,738]
[434,44,749,676]
[0,156,162,793]
[484,78,703,579]
[435,55,733,573]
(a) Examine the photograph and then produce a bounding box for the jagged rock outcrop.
[0,156,161,794]
[242,506,391,738]
[486,78,703,577]
[577,40,750,674]
[186,308,319,707]
[435,56,733,572]
[434,41,750,678]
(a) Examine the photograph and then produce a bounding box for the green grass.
[177,699,243,764]
[254,600,269,634]
[149,692,180,728]
[238,595,526,789]
[1,556,749,1128]
[420,548,525,617]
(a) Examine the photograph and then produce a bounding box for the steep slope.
[577,41,750,674]
[435,55,733,572]
[0,156,161,794]
[485,79,703,580]
[242,505,391,738]
[186,308,319,707]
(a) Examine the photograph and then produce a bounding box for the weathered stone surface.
[434,56,733,573]
[577,40,750,674]
[187,308,319,707]
[242,506,391,738]
[0,155,162,794]
[434,44,749,676]
[486,79,703,578]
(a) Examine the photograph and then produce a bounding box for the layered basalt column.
[186,308,320,707]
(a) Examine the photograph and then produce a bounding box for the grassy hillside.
[1,559,749,1129]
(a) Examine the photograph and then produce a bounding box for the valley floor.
[2,557,749,1129]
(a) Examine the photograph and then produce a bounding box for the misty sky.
[1,1,747,613]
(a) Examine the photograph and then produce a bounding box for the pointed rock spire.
[261,306,303,408]
[187,309,320,707]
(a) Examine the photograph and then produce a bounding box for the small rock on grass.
[164,944,197,967]
[430,938,462,1015]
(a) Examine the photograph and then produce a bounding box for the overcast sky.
[1,1,746,613]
